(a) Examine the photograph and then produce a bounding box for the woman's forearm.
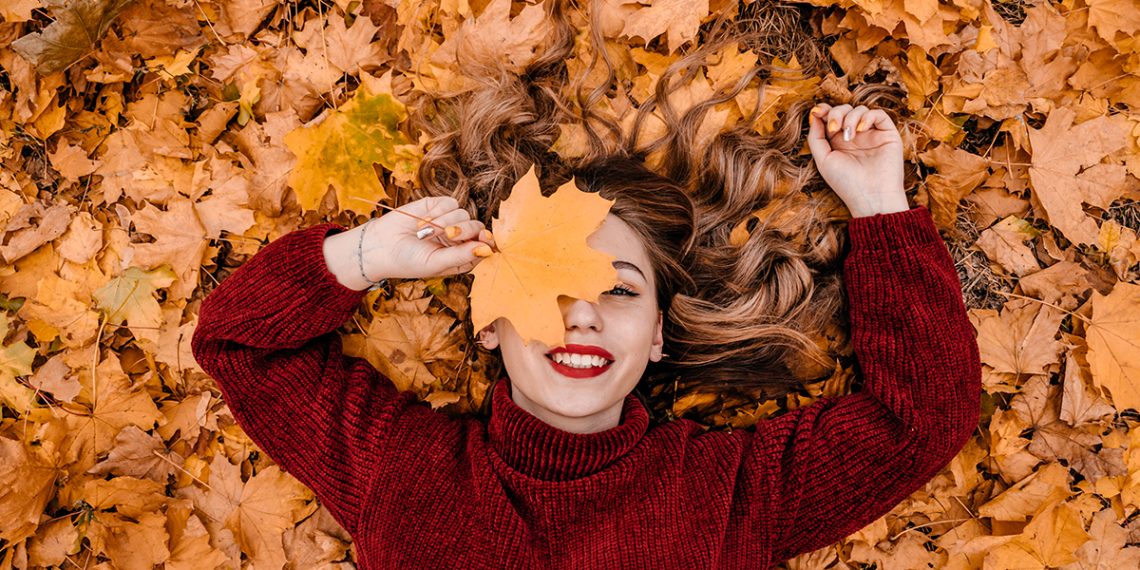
[322,224,375,292]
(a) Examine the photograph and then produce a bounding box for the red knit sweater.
[191,205,981,569]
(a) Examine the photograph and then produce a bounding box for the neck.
[510,386,624,434]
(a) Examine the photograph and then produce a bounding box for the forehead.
[585,214,653,285]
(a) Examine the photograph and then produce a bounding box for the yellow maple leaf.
[470,165,618,348]
[284,78,418,213]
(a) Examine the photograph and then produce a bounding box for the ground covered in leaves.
[1,0,1140,568]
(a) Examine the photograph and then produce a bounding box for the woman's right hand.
[323,196,496,290]
[363,196,496,280]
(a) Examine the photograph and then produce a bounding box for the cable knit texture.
[190,205,982,569]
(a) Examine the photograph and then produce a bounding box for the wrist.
[322,227,376,291]
[849,196,910,218]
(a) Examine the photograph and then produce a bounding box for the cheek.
[613,309,660,355]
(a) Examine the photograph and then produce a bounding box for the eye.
[605,283,639,297]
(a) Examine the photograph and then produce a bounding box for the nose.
[558,296,602,332]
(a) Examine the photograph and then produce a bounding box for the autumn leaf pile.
[1,0,1139,567]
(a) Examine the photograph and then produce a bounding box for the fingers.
[862,108,894,133]
[808,103,895,152]
[399,196,461,225]
[426,240,494,276]
[844,106,871,140]
[440,219,484,242]
[822,104,852,140]
[423,208,472,237]
[806,103,832,161]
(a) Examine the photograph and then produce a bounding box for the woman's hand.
[806,103,909,218]
[323,196,496,290]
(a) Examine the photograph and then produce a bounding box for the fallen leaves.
[1,0,1140,567]
[469,165,618,348]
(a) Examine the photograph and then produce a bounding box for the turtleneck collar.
[487,375,649,481]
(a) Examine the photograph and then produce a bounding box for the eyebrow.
[613,260,647,281]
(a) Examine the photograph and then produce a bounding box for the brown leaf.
[88,425,183,483]
[1028,106,1130,246]
[11,0,136,74]
[1,202,71,263]
[969,298,1065,375]
[621,0,709,54]
[0,436,58,544]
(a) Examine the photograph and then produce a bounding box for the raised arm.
[731,205,982,561]
[191,197,494,535]
[191,222,411,535]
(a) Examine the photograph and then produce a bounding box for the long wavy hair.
[402,0,909,425]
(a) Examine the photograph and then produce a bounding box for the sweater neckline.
[487,375,649,481]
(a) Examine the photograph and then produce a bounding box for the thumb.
[424,241,492,276]
[806,109,831,164]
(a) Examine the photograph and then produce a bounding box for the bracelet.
[357,220,388,291]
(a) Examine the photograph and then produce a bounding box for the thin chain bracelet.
[357,219,388,291]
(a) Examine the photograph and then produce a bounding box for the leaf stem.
[991,290,1091,324]
[349,197,449,230]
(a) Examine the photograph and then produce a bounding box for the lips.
[547,344,613,358]
[545,344,614,379]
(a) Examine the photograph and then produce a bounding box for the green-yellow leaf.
[92,266,177,349]
[284,80,416,213]
[0,313,37,413]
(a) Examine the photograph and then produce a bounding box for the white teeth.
[550,353,610,368]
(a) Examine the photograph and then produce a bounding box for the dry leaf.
[1085,281,1140,412]
[12,0,136,74]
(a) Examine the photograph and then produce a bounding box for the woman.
[191,100,982,567]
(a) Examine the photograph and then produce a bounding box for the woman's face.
[480,214,663,434]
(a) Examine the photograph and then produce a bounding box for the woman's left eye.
[605,284,638,297]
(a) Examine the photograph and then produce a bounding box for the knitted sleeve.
[740,205,982,562]
[190,222,414,535]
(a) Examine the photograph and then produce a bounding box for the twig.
[991,290,1091,323]
[348,196,449,230]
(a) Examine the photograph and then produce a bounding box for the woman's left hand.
[807,103,909,218]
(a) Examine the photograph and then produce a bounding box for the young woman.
[191,99,982,569]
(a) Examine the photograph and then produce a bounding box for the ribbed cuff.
[280,222,370,319]
[846,206,941,252]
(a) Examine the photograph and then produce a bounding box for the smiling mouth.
[544,353,614,379]
[545,353,613,368]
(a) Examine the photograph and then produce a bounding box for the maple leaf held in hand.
[470,165,618,349]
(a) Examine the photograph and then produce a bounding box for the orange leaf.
[469,165,618,348]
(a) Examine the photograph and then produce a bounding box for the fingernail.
[417,217,433,229]
[473,244,493,257]
[479,229,493,243]
[856,120,867,132]
[843,126,851,141]
[828,119,838,133]
[416,227,435,240]
[446,225,461,239]
[810,106,821,117]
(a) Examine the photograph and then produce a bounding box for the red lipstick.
[546,344,614,379]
